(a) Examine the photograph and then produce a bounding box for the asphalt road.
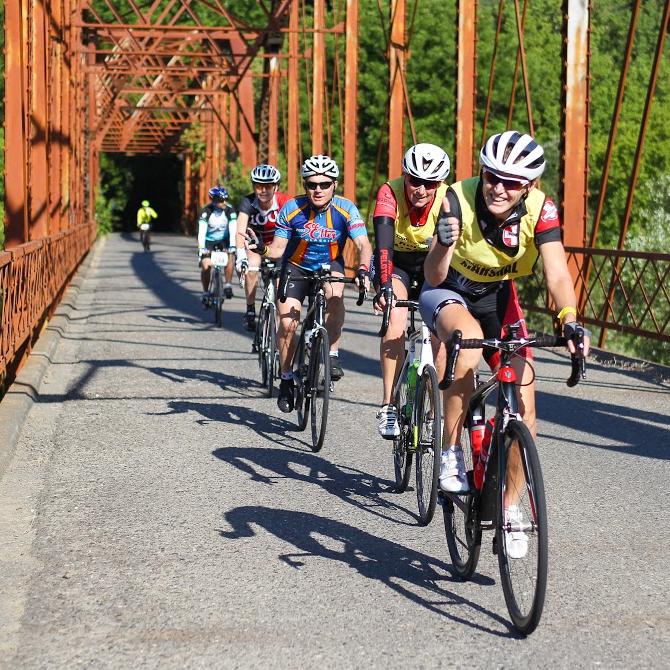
[1,233,668,668]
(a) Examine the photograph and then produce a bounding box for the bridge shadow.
[219,506,515,637]
[212,445,419,526]
[536,385,670,460]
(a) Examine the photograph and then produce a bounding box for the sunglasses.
[305,180,334,191]
[408,175,441,189]
[482,170,528,190]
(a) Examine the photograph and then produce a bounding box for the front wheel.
[295,335,309,432]
[391,365,413,492]
[497,419,548,635]
[415,365,442,525]
[264,306,277,398]
[309,330,331,452]
[443,409,481,579]
[214,271,224,328]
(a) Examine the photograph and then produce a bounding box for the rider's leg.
[277,297,302,375]
[379,277,409,404]
[201,257,212,292]
[244,250,261,306]
[324,274,345,352]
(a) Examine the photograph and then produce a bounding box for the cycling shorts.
[371,252,425,300]
[282,259,345,304]
[419,279,530,367]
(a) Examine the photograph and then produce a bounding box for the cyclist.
[235,164,291,331]
[372,143,451,439]
[137,200,157,249]
[198,186,237,304]
[419,130,590,554]
[246,155,373,413]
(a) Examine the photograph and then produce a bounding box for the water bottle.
[474,417,495,491]
[405,360,420,420]
[470,411,485,467]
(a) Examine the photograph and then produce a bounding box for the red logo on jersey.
[304,220,337,241]
[542,201,559,221]
[502,224,519,247]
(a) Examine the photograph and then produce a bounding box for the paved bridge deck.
[1,233,668,667]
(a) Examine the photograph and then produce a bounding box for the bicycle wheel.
[264,306,277,398]
[214,272,224,327]
[259,305,270,384]
[415,365,442,525]
[295,335,309,432]
[392,366,413,492]
[309,329,331,452]
[497,419,548,635]
[443,409,482,579]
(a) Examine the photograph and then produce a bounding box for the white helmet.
[402,143,451,182]
[301,154,339,179]
[479,131,546,181]
[250,164,281,184]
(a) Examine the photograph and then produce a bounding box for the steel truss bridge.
[1,0,669,390]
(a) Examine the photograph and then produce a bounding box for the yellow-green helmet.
[141,200,150,207]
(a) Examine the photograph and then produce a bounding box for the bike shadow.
[212,445,418,526]
[219,505,518,637]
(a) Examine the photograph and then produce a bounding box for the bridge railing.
[520,247,670,353]
[0,224,96,390]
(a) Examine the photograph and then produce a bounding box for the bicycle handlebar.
[440,329,586,390]
[277,268,367,305]
[378,294,421,338]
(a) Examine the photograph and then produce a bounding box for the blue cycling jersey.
[274,195,368,271]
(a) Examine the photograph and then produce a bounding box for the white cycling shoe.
[504,505,529,559]
[439,445,469,493]
[376,404,400,439]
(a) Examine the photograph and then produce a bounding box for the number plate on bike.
[210,251,229,267]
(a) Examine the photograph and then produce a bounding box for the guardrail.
[0,224,96,392]
[520,246,670,352]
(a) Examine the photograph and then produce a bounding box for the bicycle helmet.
[402,143,450,182]
[208,186,229,201]
[479,131,546,181]
[250,164,281,184]
[141,200,150,207]
[300,154,340,179]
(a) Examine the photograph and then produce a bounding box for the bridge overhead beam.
[388,0,406,180]
[455,0,477,180]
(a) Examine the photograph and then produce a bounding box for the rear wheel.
[392,363,413,492]
[415,366,441,525]
[497,419,548,635]
[214,271,224,327]
[443,409,481,579]
[309,330,331,452]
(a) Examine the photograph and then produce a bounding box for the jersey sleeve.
[237,195,255,216]
[273,201,294,239]
[345,201,368,239]
[373,183,398,219]
[535,196,562,245]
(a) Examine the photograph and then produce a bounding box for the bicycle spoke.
[415,366,441,525]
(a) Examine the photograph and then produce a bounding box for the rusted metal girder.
[287,0,300,195]
[455,0,477,179]
[312,0,326,156]
[343,0,359,202]
[388,0,406,180]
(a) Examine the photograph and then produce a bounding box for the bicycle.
[379,295,442,525]
[204,249,229,327]
[139,224,151,252]
[240,260,281,397]
[440,322,585,634]
[278,264,365,452]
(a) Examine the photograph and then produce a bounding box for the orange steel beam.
[268,56,280,167]
[287,0,300,195]
[455,0,477,180]
[388,0,406,180]
[343,0,359,202]
[312,0,325,155]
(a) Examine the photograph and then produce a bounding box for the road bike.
[440,322,585,634]
[204,249,229,327]
[379,296,442,525]
[139,223,151,252]
[241,260,281,397]
[279,265,365,452]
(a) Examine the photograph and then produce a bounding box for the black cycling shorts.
[282,259,345,304]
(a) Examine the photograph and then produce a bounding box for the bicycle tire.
[264,306,277,398]
[415,365,442,525]
[392,366,413,492]
[309,329,331,452]
[295,335,309,432]
[443,409,482,579]
[214,271,224,327]
[260,305,270,385]
[497,419,548,635]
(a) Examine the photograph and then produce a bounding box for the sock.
[329,350,339,358]
[280,371,293,380]
[246,303,255,314]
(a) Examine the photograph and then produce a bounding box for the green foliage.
[95,153,135,235]
[181,125,207,171]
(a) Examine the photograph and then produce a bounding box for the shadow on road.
[212,445,419,526]
[219,505,516,637]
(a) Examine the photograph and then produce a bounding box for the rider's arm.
[372,183,397,287]
[424,189,461,286]
[197,216,207,250]
[227,209,238,252]
[235,211,249,250]
[261,234,289,260]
